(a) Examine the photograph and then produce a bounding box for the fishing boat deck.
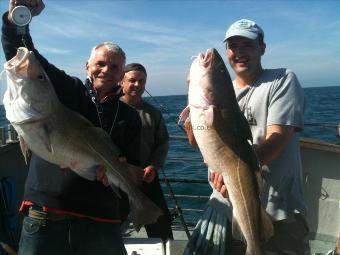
[122,137,340,255]
[123,222,191,255]
[123,223,338,255]
[1,132,339,254]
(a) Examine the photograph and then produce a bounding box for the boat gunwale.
[300,137,340,154]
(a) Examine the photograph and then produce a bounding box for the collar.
[84,77,124,103]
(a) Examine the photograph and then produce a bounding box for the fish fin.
[105,165,162,232]
[109,184,122,198]
[40,124,53,152]
[260,206,274,241]
[81,127,143,185]
[79,125,161,231]
[178,105,190,124]
[237,110,253,142]
[204,105,215,126]
[85,127,122,155]
[219,107,253,142]
[179,104,199,149]
[213,107,236,133]
[31,124,53,153]
[129,192,163,232]
[19,136,30,164]
[71,165,98,181]
[184,118,199,149]
[125,163,144,186]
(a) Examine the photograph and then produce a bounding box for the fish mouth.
[4,47,30,73]
[199,48,215,68]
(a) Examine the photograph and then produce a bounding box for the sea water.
[0,86,339,223]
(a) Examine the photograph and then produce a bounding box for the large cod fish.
[180,48,273,254]
[3,47,162,231]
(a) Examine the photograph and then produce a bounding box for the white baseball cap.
[223,19,264,42]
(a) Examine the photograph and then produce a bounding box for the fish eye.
[37,74,45,80]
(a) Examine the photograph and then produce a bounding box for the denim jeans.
[18,216,127,255]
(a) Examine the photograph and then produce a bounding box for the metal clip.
[7,124,18,142]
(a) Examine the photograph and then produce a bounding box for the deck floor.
[123,223,338,255]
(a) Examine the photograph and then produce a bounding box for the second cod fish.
[180,48,273,255]
[3,47,162,231]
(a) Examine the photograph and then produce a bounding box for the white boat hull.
[1,138,339,254]
[300,138,340,253]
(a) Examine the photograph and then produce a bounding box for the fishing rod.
[144,89,191,238]
[160,167,191,239]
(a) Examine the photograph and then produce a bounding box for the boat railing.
[160,178,209,219]
[0,125,19,146]
[1,121,339,146]
[1,122,340,253]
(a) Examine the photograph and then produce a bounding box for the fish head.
[188,48,233,109]
[3,47,56,122]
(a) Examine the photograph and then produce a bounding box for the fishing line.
[0,70,6,102]
[0,70,6,80]
[144,89,186,134]
[144,89,191,237]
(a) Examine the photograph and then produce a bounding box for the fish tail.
[260,206,274,241]
[130,193,163,232]
[245,247,262,255]
[104,167,163,232]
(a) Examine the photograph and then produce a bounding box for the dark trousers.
[18,212,127,255]
[141,174,173,241]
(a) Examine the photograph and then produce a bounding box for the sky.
[0,0,340,98]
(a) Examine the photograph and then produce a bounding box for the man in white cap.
[219,18,310,254]
[184,19,310,255]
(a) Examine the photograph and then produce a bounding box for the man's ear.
[85,61,90,73]
[260,43,266,56]
[119,72,125,83]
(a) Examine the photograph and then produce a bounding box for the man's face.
[86,46,125,92]
[121,70,147,100]
[226,36,265,77]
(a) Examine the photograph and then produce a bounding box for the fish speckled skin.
[181,48,273,254]
[3,47,162,231]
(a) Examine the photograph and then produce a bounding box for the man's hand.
[96,166,109,187]
[9,0,45,23]
[209,171,229,198]
[143,165,156,183]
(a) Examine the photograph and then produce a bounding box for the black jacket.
[1,13,141,219]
